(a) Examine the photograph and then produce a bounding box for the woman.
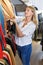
[11,5,37,65]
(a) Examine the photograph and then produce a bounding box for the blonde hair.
[24,6,38,26]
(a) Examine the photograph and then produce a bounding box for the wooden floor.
[15,41,43,65]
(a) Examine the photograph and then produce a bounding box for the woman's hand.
[10,18,24,37]
[10,18,16,24]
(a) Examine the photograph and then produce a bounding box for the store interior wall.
[10,0,43,10]
[10,0,22,5]
[28,0,43,10]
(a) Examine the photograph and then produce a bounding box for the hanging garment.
[12,35,16,54]
[0,24,6,59]
[2,7,10,22]
[0,24,13,65]
[6,20,16,34]
[0,59,5,65]
[5,44,16,65]
[0,5,5,34]
[0,24,6,48]
[0,24,9,64]
[3,57,10,65]
[0,42,3,59]
[5,20,16,55]
[0,0,15,32]
[0,0,15,19]
[5,36,16,56]
[3,51,12,65]
[0,59,9,65]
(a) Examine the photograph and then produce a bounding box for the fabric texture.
[0,5,5,34]
[0,59,5,65]
[3,51,12,65]
[0,24,6,59]
[5,36,16,55]
[5,44,16,65]
[0,0,15,19]
[0,24,6,48]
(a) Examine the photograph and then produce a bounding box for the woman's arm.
[15,23,24,37]
[10,19,24,37]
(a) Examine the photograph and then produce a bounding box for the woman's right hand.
[10,18,16,24]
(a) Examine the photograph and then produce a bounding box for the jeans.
[17,44,32,65]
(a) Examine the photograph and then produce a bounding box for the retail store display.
[0,1,16,64]
[0,24,16,65]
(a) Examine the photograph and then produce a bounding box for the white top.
[15,21,36,46]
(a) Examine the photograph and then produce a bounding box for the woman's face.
[25,7,34,19]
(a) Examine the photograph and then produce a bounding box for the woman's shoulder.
[30,21,36,26]
[27,21,36,29]
[30,21,36,29]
